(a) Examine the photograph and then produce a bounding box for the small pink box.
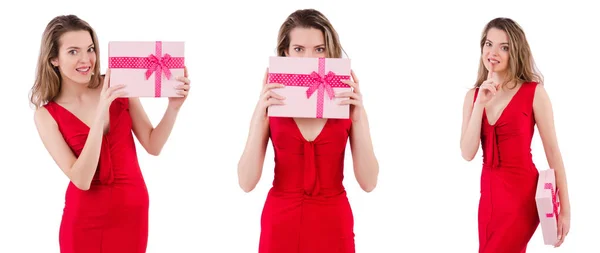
[267,56,352,119]
[108,41,185,97]
[535,168,560,245]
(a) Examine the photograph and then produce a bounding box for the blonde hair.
[474,17,543,89]
[29,15,102,108]
[276,9,345,58]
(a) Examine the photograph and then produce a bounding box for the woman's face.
[51,30,96,85]
[285,27,326,58]
[481,27,510,75]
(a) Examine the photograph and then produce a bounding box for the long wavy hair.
[474,17,543,89]
[29,15,102,108]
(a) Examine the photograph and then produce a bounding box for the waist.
[269,186,346,198]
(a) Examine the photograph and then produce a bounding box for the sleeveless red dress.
[259,117,355,253]
[44,98,149,253]
[474,82,541,252]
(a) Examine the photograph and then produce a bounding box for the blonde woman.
[237,9,379,253]
[30,15,190,253]
[460,17,571,252]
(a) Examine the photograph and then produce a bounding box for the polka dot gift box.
[267,56,351,119]
[535,168,561,246]
[108,41,185,97]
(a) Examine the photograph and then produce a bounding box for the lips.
[76,66,91,74]
[488,58,500,64]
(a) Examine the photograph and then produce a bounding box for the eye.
[294,47,303,52]
[485,42,492,47]
[68,50,77,55]
[316,47,325,53]
[88,47,95,52]
[501,46,509,51]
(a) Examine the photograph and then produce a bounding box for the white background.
[1,0,598,252]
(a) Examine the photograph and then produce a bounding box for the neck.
[492,71,509,88]
[58,77,90,102]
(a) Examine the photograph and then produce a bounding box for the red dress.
[259,117,355,253]
[44,98,149,253]
[474,82,541,253]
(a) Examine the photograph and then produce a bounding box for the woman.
[460,17,571,252]
[30,15,190,253]
[237,9,379,253]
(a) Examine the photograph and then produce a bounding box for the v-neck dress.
[474,82,541,252]
[44,98,149,253]
[259,117,355,253]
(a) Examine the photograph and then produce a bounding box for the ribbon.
[268,57,350,118]
[109,41,185,97]
[544,183,560,221]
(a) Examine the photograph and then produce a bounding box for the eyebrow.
[486,39,509,45]
[291,44,326,48]
[66,43,95,50]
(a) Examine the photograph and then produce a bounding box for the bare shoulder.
[33,106,57,130]
[463,88,477,104]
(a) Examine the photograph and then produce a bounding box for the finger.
[263,68,269,86]
[350,70,359,86]
[176,84,191,91]
[338,99,361,106]
[109,90,128,101]
[264,83,285,91]
[184,66,188,78]
[102,69,111,91]
[557,222,563,241]
[487,64,495,80]
[341,79,357,90]
[176,90,189,96]
[266,98,285,106]
[263,90,285,100]
[176,76,190,85]
[335,92,361,100]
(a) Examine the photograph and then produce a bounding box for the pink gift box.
[267,56,352,119]
[535,168,560,245]
[108,41,185,97]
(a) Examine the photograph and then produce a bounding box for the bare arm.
[533,85,570,214]
[349,108,379,192]
[237,70,285,192]
[460,89,485,161]
[129,98,180,156]
[130,72,190,156]
[237,106,271,192]
[34,108,105,191]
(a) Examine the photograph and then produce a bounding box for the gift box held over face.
[267,56,352,119]
[108,41,185,97]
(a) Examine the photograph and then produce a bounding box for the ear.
[50,57,59,67]
[284,49,289,57]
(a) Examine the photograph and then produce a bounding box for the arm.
[129,72,190,156]
[460,89,484,161]
[237,105,270,193]
[129,98,180,156]
[34,108,104,190]
[533,85,570,214]
[349,109,379,192]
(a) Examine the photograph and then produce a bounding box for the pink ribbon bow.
[145,53,174,80]
[544,183,560,220]
[306,71,336,100]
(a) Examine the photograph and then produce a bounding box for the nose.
[79,51,90,63]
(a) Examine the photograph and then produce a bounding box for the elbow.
[239,182,256,193]
[147,147,162,156]
[72,179,91,191]
[460,146,475,161]
[360,182,377,193]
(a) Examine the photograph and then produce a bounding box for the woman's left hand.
[554,210,570,247]
[168,66,191,110]
[336,70,365,122]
